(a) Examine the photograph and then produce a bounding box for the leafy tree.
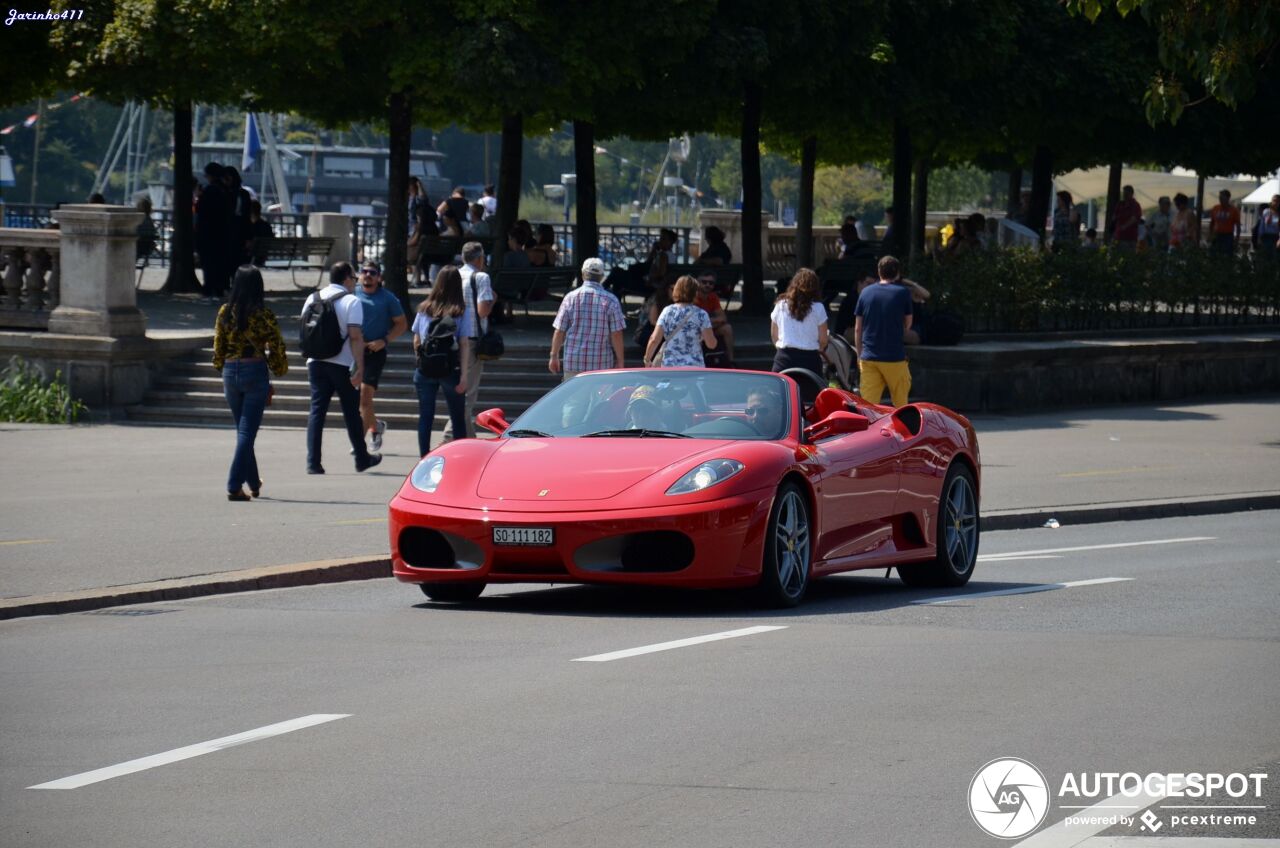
[54,1,252,293]
[1068,0,1280,123]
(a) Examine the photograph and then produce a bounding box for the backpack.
[417,313,460,378]
[299,290,347,360]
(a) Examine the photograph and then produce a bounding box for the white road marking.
[1013,786,1167,847]
[1071,839,1280,846]
[28,714,350,789]
[573,625,787,662]
[977,555,1064,562]
[979,537,1215,561]
[912,578,1133,606]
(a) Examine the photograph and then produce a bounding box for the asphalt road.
[2,396,1278,598]
[2,511,1277,847]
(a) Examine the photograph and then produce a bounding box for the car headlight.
[666,459,744,495]
[410,456,445,493]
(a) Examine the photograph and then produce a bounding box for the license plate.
[492,527,554,546]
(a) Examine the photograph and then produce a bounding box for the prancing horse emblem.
[538,489,550,497]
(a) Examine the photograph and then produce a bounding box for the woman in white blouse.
[770,268,828,375]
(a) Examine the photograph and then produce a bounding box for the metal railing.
[7,205,694,276]
[1,203,56,229]
[350,215,387,264]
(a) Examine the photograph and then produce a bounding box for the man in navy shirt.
[853,255,913,407]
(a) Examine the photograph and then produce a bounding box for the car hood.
[475,438,735,502]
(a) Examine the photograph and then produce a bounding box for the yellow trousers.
[858,359,911,407]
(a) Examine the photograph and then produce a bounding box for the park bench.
[492,267,575,317]
[253,236,337,289]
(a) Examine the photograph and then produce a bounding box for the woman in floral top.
[644,275,717,368]
[212,265,288,501]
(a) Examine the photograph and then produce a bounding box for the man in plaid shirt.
[549,258,626,380]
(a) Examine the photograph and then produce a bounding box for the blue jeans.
[307,360,371,470]
[222,359,270,492]
[414,369,467,456]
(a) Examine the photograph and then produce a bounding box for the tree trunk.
[739,81,766,313]
[1006,167,1022,219]
[1104,160,1122,242]
[573,119,598,268]
[1028,144,1053,240]
[1194,173,1206,243]
[911,154,930,261]
[796,135,817,270]
[384,90,411,309]
[890,118,911,259]
[161,101,200,294]
[493,113,523,270]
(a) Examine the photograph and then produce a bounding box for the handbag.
[648,305,694,366]
[470,272,505,361]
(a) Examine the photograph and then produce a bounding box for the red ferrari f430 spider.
[389,368,980,607]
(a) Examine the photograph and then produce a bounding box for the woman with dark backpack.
[411,265,472,456]
[212,266,288,500]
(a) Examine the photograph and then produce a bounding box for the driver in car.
[745,388,784,436]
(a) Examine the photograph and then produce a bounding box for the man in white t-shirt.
[301,262,382,474]
[447,241,495,440]
[480,185,497,219]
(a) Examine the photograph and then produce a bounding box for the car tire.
[757,482,812,608]
[419,581,486,603]
[899,463,979,588]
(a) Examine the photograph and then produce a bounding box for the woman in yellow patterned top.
[213,266,288,501]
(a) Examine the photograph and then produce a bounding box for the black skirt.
[771,346,823,375]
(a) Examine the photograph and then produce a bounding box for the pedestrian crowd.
[1040,186,1275,257]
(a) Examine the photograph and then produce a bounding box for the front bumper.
[389,488,775,588]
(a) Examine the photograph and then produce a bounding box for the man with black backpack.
[298,262,382,474]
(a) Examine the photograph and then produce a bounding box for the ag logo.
[969,757,1050,839]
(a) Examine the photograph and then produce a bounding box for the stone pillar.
[48,205,146,337]
[308,212,352,266]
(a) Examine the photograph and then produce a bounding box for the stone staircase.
[125,341,780,429]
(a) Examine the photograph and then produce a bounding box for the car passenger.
[624,385,669,430]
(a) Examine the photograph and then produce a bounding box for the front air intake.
[399,527,458,569]
[575,531,695,573]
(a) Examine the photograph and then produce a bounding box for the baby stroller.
[823,333,857,392]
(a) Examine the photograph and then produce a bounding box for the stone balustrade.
[0,227,61,329]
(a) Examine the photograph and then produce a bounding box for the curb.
[3,495,1277,622]
[981,491,1280,531]
[0,556,389,622]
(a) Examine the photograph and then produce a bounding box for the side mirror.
[476,408,510,435]
[803,410,871,442]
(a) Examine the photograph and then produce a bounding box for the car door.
[810,419,902,565]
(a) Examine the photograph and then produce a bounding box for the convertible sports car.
[389,368,980,607]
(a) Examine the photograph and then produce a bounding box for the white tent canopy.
[1241,179,1279,205]
[1055,167,1259,207]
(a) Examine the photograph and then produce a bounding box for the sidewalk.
[1,396,1276,617]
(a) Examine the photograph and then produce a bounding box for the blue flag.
[241,113,262,172]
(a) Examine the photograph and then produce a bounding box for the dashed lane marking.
[979,537,1215,561]
[911,577,1133,606]
[573,625,788,662]
[28,714,350,789]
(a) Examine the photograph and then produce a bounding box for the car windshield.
[505,371,792,440]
